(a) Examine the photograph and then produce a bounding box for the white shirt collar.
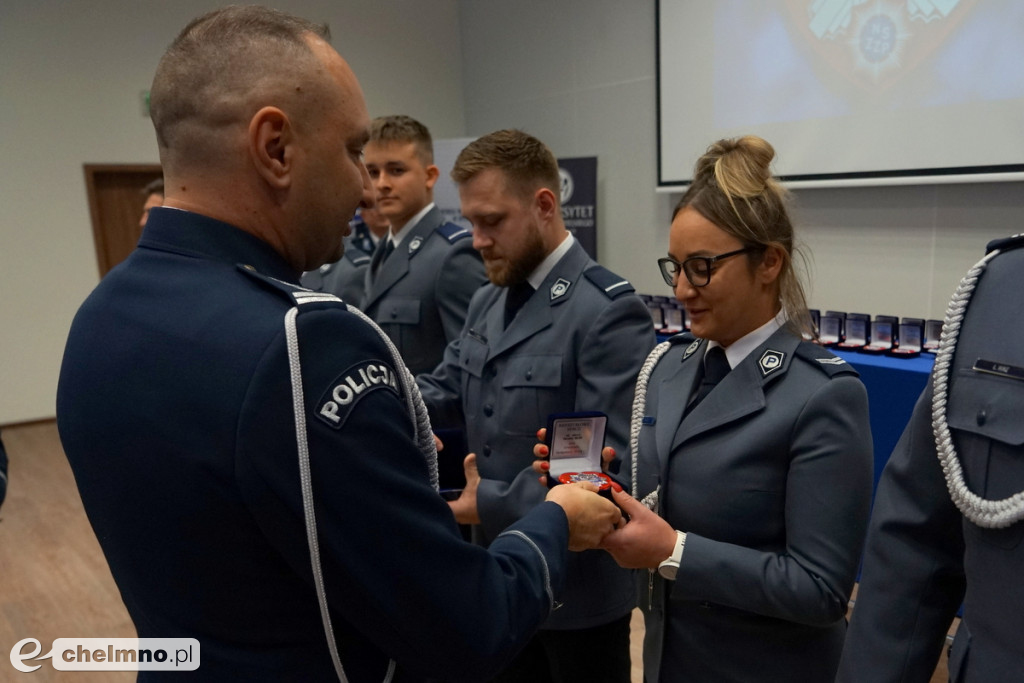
[390,202,435,247]
[708,308,787,369]
[525,231,574,291]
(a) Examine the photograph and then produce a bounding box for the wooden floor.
[0,421,951,682]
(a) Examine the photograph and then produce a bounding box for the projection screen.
[657,0,1024,188]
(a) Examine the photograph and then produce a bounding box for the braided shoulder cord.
[630,341,674,509]
[932,248,1024,528]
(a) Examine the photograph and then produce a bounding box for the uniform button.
[977,410,987,426]
[483,445,492,457]
[483,404,494,417]
[487,367,497,379]
[525,370,533,380]
[390,309,398,319]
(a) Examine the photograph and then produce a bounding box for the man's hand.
[447,453,481,525]
[599,488,678,568]
[531,427,617,483]
[545,482,624,551]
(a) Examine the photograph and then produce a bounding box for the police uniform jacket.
[363,206,487,375]
[837,236,1024,683]
[301,234,372,308]
[634,329,872,683]
[417,239,656,630]
[57,208,574,682]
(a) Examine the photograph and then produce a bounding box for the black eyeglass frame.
[657,247,759,288]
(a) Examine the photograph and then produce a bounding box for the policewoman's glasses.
[657,247,758,288]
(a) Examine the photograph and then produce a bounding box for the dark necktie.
[504,281,534,326]
[686,346,731,414]
[373,239,395,275]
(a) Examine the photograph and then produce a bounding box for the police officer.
[417,129,655,683]
[56,8,622,682]
[837,235,1024,683]
[302,216,376,308]
[362,115,488,375]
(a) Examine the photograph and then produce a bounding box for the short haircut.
[149,6,329,169]
[141,177,164,197]
[369,115,434,165]
[450,129,560,201]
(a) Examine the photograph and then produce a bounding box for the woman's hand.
[600,489,679,569]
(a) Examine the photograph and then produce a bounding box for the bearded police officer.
[417,129,655,683]
[837,234,1024,683]
[56,8,622,682]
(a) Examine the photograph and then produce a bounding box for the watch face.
[657,562,678,580]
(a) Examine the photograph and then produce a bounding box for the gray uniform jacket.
[363,206,487,375]
[301,236,372,309]
[418,240,656,629]
[635,329,872,683]
[837,235,1024,683]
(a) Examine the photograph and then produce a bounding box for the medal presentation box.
[545,411,607,487]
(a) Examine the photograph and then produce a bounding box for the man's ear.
[424,164,440,190]
[534,187,558,221]
[249,106,293,190]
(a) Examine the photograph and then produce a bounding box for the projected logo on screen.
[792,0,978,90]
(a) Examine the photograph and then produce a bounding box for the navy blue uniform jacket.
[57,208,572,682]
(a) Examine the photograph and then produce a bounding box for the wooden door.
[83,164,162,277]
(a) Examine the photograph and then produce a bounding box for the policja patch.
[316,359,401,429]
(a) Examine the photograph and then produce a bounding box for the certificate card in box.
[819,316,842,346]
[837,317,868,350]
[663,305,684,334]
[862,320,894,354]
[545,412,606,479]
[923,319,943,351]
[890,322,922,357]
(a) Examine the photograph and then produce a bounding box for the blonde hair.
[451,129,560,200]
[675,135,813,338]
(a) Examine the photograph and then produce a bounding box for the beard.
[482,221,549,288]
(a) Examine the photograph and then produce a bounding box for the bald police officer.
[56,8,622,682]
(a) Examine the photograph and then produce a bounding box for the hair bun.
[694,135,775,198]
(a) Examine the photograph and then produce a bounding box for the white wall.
[0,0,464,425]
[458,0,1024,320]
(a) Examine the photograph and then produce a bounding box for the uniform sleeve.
[235,306,569,681]
[835,385,966,683]
[416,331,469,429]
[673,374,873,626]
[434,240,487,344]
[476,294,656,538]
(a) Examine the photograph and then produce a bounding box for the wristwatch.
[657,530,686,580]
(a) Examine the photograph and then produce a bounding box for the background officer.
[418,129,655,683]
[837,235,1024,683]
[362,115,487,374]
[56,8,622,681]
[301,207,389,308]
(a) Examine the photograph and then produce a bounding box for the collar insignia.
[550,278,571,301]
[683,340,701,360]
[759,349,785,377]
[408,236,423,254]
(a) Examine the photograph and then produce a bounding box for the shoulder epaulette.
[986,233,1024,254]
[795,341,859,378]
[583,265,635,299]
[237,264,344,309]
[436,222,472,244]
[668,331,697,346]
[344,248,371,267]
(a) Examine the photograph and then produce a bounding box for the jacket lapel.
[668,328,800,452]
[489,240,589,359]
[363,207,441,308]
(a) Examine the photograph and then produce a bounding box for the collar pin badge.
[409,236,423,254]
[550,278,571,301]
[759,349,785,377]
